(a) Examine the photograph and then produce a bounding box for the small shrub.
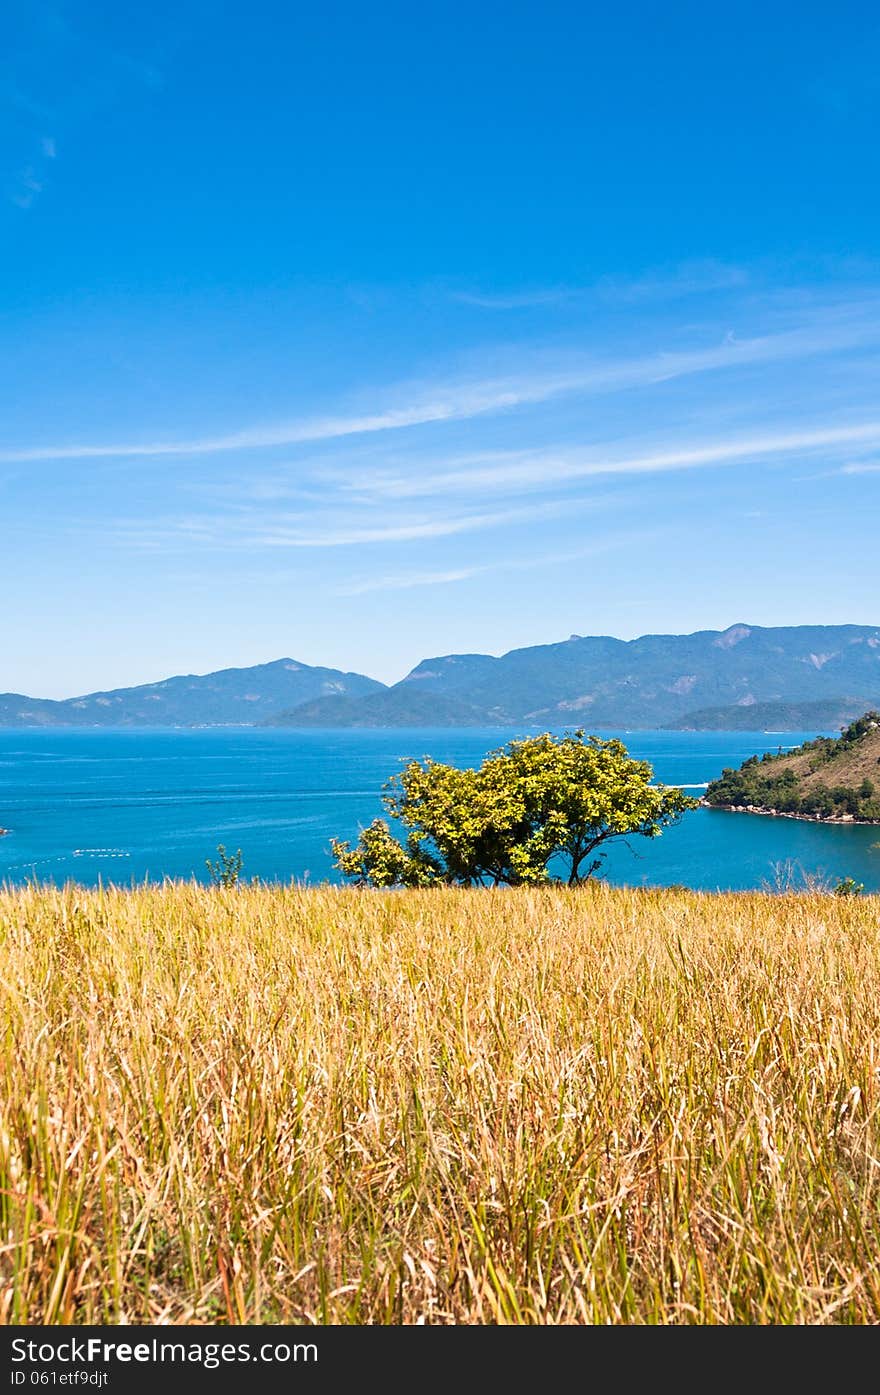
[206,844,243,888]
[833,876,865,897]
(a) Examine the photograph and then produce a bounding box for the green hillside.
[705,711,880,821]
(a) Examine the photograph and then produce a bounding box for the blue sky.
[2,1,879,697]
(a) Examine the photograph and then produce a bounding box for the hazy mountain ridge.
[0,659,384,728]
[269,623,880,729]
[4,624,880,730]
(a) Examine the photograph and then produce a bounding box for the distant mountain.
[705,710,880,821]
[0,659,385,728]
[268,623,880,730]
[265,687,490,728]
[670,698,876,732]
[6,624,880,731]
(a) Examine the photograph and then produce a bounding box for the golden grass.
[2,880,880,1324]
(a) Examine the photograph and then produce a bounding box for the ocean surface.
[1,727,878,893]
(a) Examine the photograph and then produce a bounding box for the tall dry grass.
[1,880,880,1324]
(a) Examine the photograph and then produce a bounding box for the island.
[704,711,880,822]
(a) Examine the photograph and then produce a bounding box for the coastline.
[700,798,880,827]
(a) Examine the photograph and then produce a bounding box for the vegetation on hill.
[671,697,874,731]
[3,881,880,1324]
[705,711,880,820]
[331,730,696,886]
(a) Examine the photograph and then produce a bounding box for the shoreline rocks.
[699,798,879,826]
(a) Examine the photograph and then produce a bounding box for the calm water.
[1,727,878,893]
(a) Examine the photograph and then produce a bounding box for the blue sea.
[0,727,878,892]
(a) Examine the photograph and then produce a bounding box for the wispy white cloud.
[10,165,43,209]
[3,3,162,213]
[595,259,750,304]
[837,461,880,475]
[335,534,656,595]
[448,260,750,311]
[2,310,876,461]
[337,567,480,595]
[109,500,573,552]
[449,287,573,310]
[349,420,880,500]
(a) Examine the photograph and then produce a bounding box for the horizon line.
[6,617,880,705]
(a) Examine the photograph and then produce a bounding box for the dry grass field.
[2,881,880,1324]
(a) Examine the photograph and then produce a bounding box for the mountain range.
[0,659,383,728]
[3,623,879,731]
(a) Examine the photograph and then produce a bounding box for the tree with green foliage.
[331,730,697,888]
